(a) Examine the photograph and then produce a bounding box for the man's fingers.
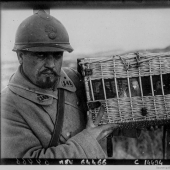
[147,125,159,131]
[94,105,105,125]
[98,124,118,140]
[99,129,113,140]
[98,123,119,132]
[86,111,95,128]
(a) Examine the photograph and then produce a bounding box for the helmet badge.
[45,25,57,40]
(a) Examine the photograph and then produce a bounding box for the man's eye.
[54,53,63,59]
[36,54,46,59]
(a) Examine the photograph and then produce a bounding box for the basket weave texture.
[78,52,170,129]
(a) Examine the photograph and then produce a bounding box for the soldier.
[2,9,145,159]
[1,9,120,158]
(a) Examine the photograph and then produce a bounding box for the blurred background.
[1,1,170,159]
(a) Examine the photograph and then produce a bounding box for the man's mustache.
[39,69,59,76]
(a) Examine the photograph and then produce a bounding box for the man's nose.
[44,55,55,68]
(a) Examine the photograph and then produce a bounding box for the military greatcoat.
[1,66,106,158]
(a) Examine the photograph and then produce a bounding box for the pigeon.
[130,78,141,97]
[155,81,162,95]
[119,78,141,97]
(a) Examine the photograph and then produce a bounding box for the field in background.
[1,52,166,159]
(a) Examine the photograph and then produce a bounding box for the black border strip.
[1,0,170,9]
[1,159,170,165]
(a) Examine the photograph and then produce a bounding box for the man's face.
[18,51,63,89]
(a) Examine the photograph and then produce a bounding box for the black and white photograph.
[1,1,170,168]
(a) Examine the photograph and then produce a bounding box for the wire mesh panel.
[78,52,170,129]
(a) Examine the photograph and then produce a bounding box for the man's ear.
[17,51,24,65]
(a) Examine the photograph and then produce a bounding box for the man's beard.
[36,75,60,89]
[36,69,60,89]
[20,66,61,89]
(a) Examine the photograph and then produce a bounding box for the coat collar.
[8,66,76,105]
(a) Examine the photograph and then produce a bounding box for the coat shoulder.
[63,67,88,112]
[1,86,15,103]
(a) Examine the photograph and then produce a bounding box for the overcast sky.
[1,8,170,62]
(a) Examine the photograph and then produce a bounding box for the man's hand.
[86,105,118,141]
[147,125,162,131]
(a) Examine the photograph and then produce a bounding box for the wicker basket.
[77,52,170,129]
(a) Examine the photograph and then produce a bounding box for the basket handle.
[119,56,131,71]
[120,53,154,70]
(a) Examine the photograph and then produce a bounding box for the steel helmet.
[13,10,73,53]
